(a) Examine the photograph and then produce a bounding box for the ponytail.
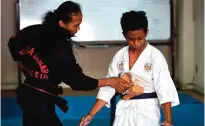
[42,10,56,25]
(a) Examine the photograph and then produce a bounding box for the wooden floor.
[1,88,204,103]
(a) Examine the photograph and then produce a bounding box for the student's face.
[124,29,148,51]
[59,12,82,36]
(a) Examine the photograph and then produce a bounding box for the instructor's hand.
[109,77,131,93]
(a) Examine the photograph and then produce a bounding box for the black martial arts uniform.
[8,24,98,126]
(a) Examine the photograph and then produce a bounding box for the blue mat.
[1,93,204,126]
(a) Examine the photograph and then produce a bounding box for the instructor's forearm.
[89,99,107,117]
[98,78,110,87]
[162,102,172,124]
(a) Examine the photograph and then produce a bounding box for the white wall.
[1,0,18,89]
[177,0,204,94]
[0,0,1,85]
[193,0,204,93]
[177,0,195,89]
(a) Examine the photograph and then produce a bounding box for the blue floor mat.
[178,93,202,104]
[1,93,204,126]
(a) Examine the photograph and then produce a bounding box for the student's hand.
[79,114,93,126]
[128,84,144,97]
[109,77,131,93]
[161,121,172,126]
[122,84,144,100]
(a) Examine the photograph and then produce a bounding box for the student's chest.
[117,50,154,83]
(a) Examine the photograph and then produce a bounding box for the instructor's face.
[59,12,82,36]
[124,29,147,51]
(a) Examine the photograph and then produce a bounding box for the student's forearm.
[89,99,107,117]
[162,102,172,124]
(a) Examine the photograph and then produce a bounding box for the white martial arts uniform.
[97,43,180,126]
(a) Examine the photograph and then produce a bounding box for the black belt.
[121,92,157,100]
[23,83,69,113]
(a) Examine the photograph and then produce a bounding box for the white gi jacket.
[97,43,179,126]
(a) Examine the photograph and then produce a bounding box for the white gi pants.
[113,98,161,126]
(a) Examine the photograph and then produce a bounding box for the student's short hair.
[120,10,148,34]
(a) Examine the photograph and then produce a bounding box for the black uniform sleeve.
[55,40,98,91]
[62,61,98,91]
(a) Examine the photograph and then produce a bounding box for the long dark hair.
[42,1,81,26]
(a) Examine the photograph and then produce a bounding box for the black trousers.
[16,84,63,126]
[22,112,62,126]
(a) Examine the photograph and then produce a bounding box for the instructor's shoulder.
[16,24,43,39]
